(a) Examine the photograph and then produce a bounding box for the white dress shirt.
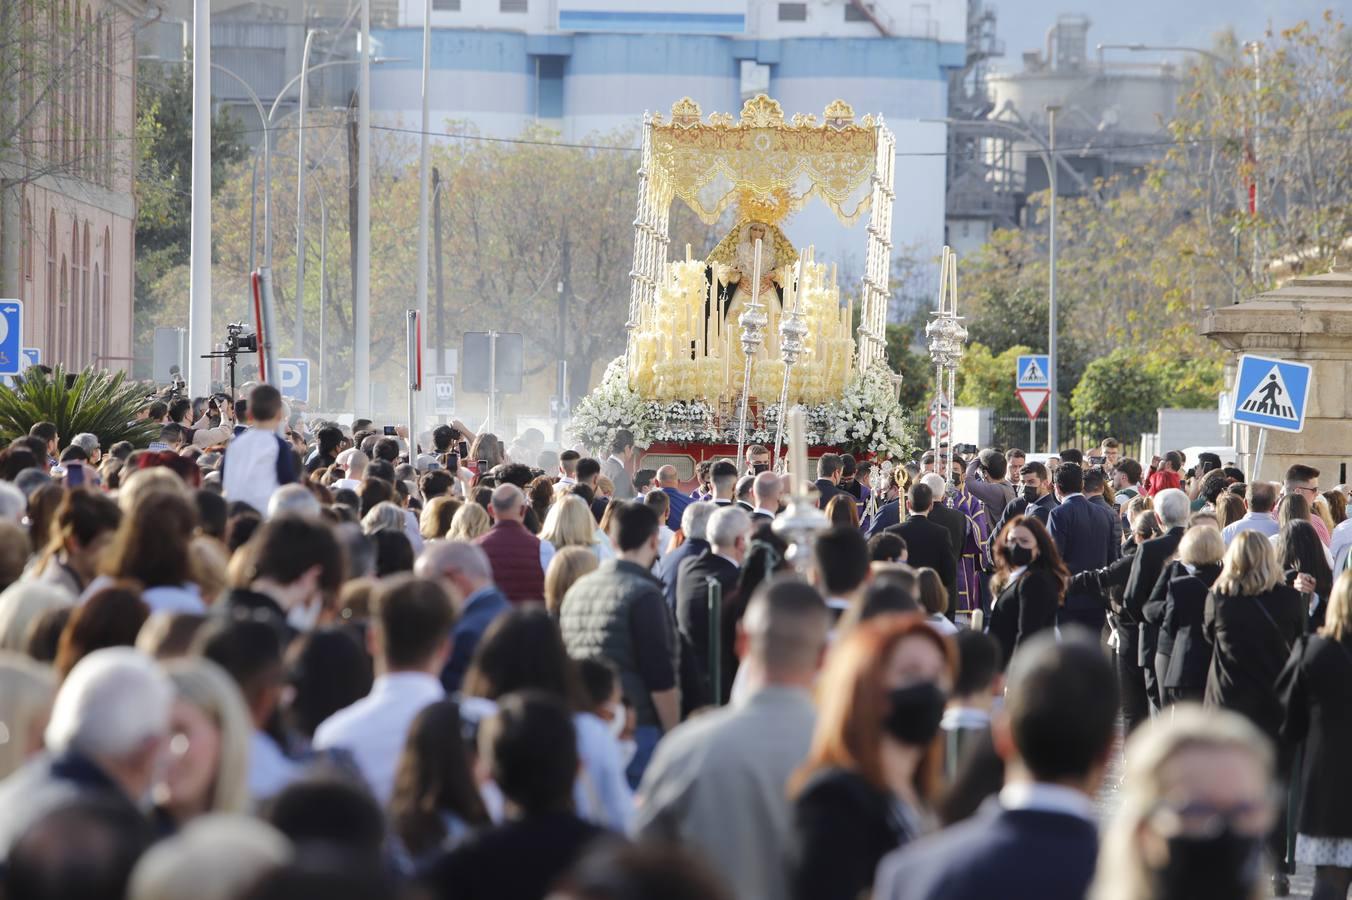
[248,730,302,802]
[312,671,445,806]
[999,781,1097,822]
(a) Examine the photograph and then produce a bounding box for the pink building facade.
[4,0,140,373]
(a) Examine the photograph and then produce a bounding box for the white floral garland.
[571,357,913,459]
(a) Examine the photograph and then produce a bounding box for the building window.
[844,3,872,21]
[778,3,807,21]
[102,228,110,361]
[47,213,57,353]
[70,223,80,367]
[58,259,68,366]
[92,264,100,363]
[500,0,527,12]
[81,222,90,367]
[536,56,564,119]
[432,0,460,9]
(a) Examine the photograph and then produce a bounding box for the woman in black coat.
[987,515,1069,671]
[1155,525,1225,704]
[1204,530,1305,739]
[1279,570,1352,900]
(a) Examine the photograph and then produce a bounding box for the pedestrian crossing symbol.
[1231,354,1312,434]
[1016,354,1050,389]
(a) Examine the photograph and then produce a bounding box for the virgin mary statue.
[705,220,797,324]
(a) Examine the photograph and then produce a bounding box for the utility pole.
[556,234,571,444]
[346,99,360,410]
[415,0,433,388]
[1046,104,1059,455]
[355,0,372,416]
[187,0,213,396]
[432,167,446,374]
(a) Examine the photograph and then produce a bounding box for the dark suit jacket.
[1205,583,1303,738]
[874,802,1099,900]
[1047,495,1118,613]
[1279,634,1352,837]
[895,515,958,601]
[418,811,608,900]
[1125,527,1185,666]
[1160,563,1221,689]
[792,767,914,900]
[815,478,841,510]
[866,498,902,537]
[675,551,741,702]
[660,537,708,608]
[988,568,1062,670]
[990,493,1058,555]
[660,486,692,532]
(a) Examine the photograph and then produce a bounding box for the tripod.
[201,347,256,403]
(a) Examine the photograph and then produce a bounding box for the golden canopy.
[650,95,880,227]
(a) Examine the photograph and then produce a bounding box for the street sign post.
[1016,353,1051,451]
[1230,354,1313,478]
[432,375,456,415]
[0,301,23,377]
[276,358,311,404]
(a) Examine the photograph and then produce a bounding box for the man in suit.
[874,630,1117,900]
[576,457,609,523]
[838,454,863,500]
[709,460,739,507]
[661,501,716,608]
[1046,464,1117,634]
[920,474,967,609]
[750,470,781,522]
[990,461,1058,554]
[602,429,636,500]
[1122,487,1190,728]
[814,453,843,510]
[734,475,756,513]
[655,465,691,532]
[895,482,958,604]
[676,506,751,702]
[416,541,511,692]
[1083,466,1123,549]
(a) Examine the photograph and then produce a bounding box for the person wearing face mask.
[876,631,1117,900]
[789,614,956,900]
[987,516,1070,672]
[1090,706,1275,900]
[1047,463,1119,634]
[217,515,347,637]
[989,462,1059,557]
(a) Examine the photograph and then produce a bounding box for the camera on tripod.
[225,323,258,354]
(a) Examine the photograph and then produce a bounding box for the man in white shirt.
[313,575,455,805]
[1222,480,1280,545]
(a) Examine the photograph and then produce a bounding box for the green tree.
[884,323,933,410]
[134,59,247,374]
[1070,348,1164,435]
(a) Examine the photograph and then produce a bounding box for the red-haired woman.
[790,614,957,900]
[987,515,1069,670]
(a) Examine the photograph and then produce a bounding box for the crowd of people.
[0,384,1350,900]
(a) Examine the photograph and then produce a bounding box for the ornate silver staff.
[735,239,769,468]
[924,246,968,481]
[773,406,829,574]
[771,257,806,471]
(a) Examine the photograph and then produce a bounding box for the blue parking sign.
[21,348,40,369]
[1231,354,1312,434]
[277,358,310,404]
[0,301,23,377]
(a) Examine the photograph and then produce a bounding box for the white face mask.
[286,597,322,633]
[606,701,626,739]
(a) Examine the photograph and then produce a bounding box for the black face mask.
[882,681,946,746]
[1022,485,1040,503]
[1007,544,1035,567]
[1150,828,1265,900]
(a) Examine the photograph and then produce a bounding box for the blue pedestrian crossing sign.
[0,301,23,377]
[1231,354,1312,434]
[1016,354,1050,388]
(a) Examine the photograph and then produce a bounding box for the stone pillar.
[1200,261,1352,484]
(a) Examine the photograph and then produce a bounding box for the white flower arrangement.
[571,357,914,459]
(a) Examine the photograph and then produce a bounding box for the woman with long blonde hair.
[1278,570,1352,900]
[539,495,600,572]
[544,546,599,617]
[446,502,491,542]
[420,496,462,541]
[156,657,253,823]
[1091,706,1275,900]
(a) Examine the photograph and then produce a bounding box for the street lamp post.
[187,0,213,396]
[293,28,326,358]
[1046,105,1059,453]
[356,0,372,417]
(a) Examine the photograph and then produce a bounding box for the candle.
[751,238,763,308]
[791,257,804,314]
[788,407,807,498]
[686,243,692,263]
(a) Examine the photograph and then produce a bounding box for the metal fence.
[901,409,1152,461]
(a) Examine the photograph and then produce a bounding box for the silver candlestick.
[771,257,807,470]
[924,246,968,481]
[735,238,769,468]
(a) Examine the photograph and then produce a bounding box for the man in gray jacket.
[634,579,830,900]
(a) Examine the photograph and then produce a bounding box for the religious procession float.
[571,95,917,475]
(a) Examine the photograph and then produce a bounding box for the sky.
[988,0,1337,71]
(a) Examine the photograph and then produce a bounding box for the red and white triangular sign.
[1017,388,1049,420]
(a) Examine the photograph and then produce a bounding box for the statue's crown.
[737,186,793,226]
